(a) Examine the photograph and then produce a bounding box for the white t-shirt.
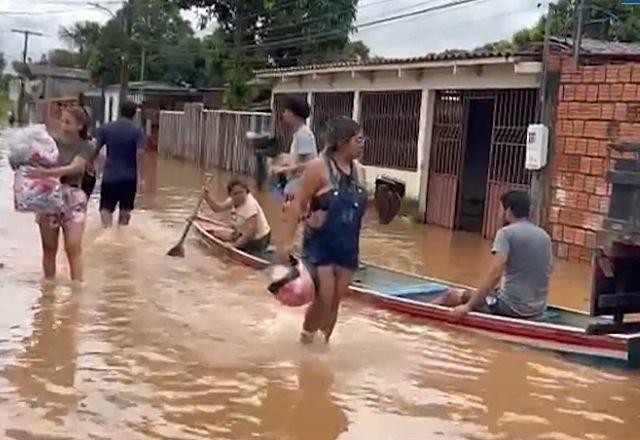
[285,125,318,195]
[230,193,270,239]
[290,124,317,164]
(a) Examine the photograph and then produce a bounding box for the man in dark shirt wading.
[94,101,145,228]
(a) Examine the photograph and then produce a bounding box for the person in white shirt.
[199,178,271,253]
[271,96,318,200]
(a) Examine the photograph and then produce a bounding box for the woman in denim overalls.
[277,117,366,344]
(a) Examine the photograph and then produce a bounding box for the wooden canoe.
[192,216,640,368]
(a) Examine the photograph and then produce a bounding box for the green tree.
[483,1,640,51]
[45,49,82,68]
[0,52,8,95]
[84,0,209,87]
[261,0,358,67]
[177,0,360,107]
[86,19,129,86]
[59,21,101,63]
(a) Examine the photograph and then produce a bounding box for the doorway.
[457,98,494,232]
[426,89,536,239]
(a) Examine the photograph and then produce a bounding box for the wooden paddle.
[167,175,213,257]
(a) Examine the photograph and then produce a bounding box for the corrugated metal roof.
[26,64,89,80]
[550,37,640,56]
[256,50,536,76]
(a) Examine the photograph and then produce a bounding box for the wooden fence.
[158,103,271,175]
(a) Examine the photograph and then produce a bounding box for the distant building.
[86,82,224,150]
[256,50,542,239]
[24,64,90,100]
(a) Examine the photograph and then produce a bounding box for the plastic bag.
[7,124,58,169]
[13,168,64,214]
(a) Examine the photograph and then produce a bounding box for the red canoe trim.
[193,219,629,358]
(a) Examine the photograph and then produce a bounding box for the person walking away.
[198,178,271,253]
[93,101,145,228]
[277,116,367,344]
[271,96,317,201]
[26,106,93,282]
[436,190,553,319]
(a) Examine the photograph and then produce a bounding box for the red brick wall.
[550,57,640,262]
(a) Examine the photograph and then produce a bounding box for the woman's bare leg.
[62,221,85,282]
[320,267,352,343]
[38,223,60,280]
[301,265,335,344]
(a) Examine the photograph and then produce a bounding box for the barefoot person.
[437,190,553,319]
[200,178,271,253]
[27,106,93,282]
[271,96,317,200]
[93,101,145,228]
[277,116,367,344]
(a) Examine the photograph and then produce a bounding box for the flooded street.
[1,133,640,440]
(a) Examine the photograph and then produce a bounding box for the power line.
[11,28,44,124]
[237,0,493,52]
[220,0,443,47]
[106,1,537,64]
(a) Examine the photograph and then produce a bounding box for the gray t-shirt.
[493,220,553,317]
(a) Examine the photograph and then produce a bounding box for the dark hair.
[283,95,310,120]
[500,190,531,219]
[62,106,89,140]
[120,101,138,119]
[227,177,250,194]
[325,116,361,153]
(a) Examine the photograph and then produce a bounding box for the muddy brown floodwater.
[1,132,639,440]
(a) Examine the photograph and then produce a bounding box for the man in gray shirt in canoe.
[436,190,553,319]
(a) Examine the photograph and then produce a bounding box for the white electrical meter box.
[525,124,549,170]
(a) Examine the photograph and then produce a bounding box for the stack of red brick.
[550,58,640,262]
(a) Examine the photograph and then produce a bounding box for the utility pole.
[531,1,554,226]
[574,0,590,64]
[140,46,145,82]
[90,0,133,110]
[11,28,43,124]
[119,0,134,110]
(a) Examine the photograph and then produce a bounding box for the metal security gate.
[482,89,536,238]
[311,92,354,148]
[360,90,421,170]
[426,89,536,237]
[426,91,466,227]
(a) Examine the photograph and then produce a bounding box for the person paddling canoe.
[277,116,367,344]
[199,177,272,254]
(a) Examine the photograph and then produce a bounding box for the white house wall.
[269,63,540,202]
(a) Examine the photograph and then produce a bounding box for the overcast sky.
[0,0,546,67]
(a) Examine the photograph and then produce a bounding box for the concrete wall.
[551,58,640,262]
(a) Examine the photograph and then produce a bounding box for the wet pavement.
[0,132,639,439]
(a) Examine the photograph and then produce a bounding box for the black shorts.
[100,180,137,212]
[81,172,97,198]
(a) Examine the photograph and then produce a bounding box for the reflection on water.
[0,138,639,439]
